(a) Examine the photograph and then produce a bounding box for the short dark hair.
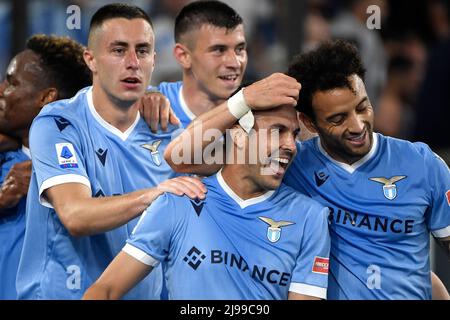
[26,34,92,99]
[89,3,153,41]
[287,39,366,120]
[175,0,243,43]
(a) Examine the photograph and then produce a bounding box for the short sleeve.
[124,193,178,266]
[29,115,91,207]
[289,206,330,299]
[423,148,450,238]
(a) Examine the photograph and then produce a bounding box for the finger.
[160,180,197,198]
[168,177,206,199]
[150,97,160,133]
[177,176,207,193]
[159,97,170,132]
[157,183,184,196]
[169,108,181,127]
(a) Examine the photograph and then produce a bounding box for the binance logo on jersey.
[369,176,407,200]
[259,217,295,243]
[183,246,206,270]
[141,140,162,166]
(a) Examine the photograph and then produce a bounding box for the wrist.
[227,88,250,119]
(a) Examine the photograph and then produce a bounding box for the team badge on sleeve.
[312,256,329,274]
[55,143,79,168]
[369,176,407,200]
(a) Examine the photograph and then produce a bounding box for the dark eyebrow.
[136,42,151,49]
[356,97,369,107]
[109,41,129,48]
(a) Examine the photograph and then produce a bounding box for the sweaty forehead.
[8,50,43,77]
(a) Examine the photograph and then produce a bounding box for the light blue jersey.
[157,82,195,128]
[125,171,330,300]
[284,133,450,300]
[17,87,178,300]
[0,147,30,299]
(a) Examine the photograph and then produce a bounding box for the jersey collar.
[178,85,196,122]
[216,169,275,209]
[317,132,378,174]
[21,145,31,159]
[86,87,141,141]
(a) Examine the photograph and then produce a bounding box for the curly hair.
[26,34,91,99]
[287,39,366,120]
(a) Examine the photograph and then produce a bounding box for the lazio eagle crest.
[369,176,407,200]
[141,140,162,166]
[259,217,295,243]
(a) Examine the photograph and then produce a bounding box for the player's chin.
[262,175,284,191]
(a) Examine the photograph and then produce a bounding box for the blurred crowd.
[0,0,449,153]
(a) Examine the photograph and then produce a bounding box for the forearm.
[49,186,162,237]
[431,271,450,300]
[83,283,117,300]
[164,103,236,173]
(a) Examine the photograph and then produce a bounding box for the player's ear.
[173,43,191,69]
[83,49,97,73]
[38,87,58,108]
[299,112,318,134]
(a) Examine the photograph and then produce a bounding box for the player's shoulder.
[155,81,182,95]
[293,137,321,165]
[38,86,90,119]
[153,191,194,212]
[277,183,327,214]
[33,87,90,127]
[380,133,436,161]
[31,87,91,133]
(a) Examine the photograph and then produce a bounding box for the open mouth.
[347,130,367,145]
[121,77,141,84]
[218,74,239,82]
[270,156,290,170]
[264,155,291,177]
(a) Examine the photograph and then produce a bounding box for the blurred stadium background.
[0,0,449,295]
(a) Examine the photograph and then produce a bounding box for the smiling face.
[85,18,155,105]
[0,50,45,138]
[304,74,374,164]
[181,24,247,102]
[241,105,299,192]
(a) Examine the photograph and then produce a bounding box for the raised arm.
[164,73,301,175]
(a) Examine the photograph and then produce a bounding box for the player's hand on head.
[139,92,180,133]
[0,134,20,152]
[0,160,32,208]
[243,73,301,111]
[156,176,207,200]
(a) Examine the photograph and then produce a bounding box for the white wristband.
[227,89,251,119]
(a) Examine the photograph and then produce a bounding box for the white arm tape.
[227,89,251,119]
